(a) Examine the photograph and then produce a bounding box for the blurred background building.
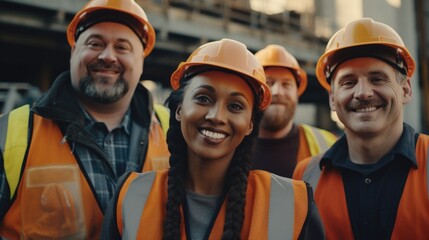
[1,0,428,133]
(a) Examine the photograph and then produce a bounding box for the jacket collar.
[321,123,418,169]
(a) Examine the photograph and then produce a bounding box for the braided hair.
[162,70,262,240]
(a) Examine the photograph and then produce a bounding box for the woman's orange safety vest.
[0,105,170,239]
[293,134,429,240]
[115,169,309,240]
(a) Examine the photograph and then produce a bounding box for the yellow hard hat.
[316,18,415,91]
[170,38,272,110]
[67,0,156,57]
[255,45,308,96]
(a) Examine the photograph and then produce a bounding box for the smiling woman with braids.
[101,39,325,240]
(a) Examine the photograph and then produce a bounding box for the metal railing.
[0,83,41,115]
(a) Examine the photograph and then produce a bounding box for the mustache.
[269,96,288,105]
[347,99,384,110]
[88,61,123,72]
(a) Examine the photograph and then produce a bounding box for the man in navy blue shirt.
[293,18,429,240]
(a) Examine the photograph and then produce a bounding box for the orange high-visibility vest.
[0,105,170,239]
[293,134,429,240]
[115,170,309,240]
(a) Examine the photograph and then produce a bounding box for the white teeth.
[100,70,116,74]
[201,129,226,140]
[356,106,376,113]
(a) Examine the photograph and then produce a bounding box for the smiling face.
[260,67,298,132]
[69,22,144,104]
[176,71,255,164]
[329,57,411,137]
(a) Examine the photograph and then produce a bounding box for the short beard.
[78,75,128,104]
[260,105,295,132]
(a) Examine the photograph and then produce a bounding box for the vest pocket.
[20,164,87,239]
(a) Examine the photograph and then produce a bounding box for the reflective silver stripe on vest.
[121,171,157,239]
[302,154,323,192]
[0,113,8,153]
[268,174,295,240]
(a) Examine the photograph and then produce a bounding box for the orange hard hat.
[316,18,415,91]
[170,38,272,110]
[255,44,308,96]
[67,0,156,57]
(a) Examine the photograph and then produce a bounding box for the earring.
[175,106,181,121]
